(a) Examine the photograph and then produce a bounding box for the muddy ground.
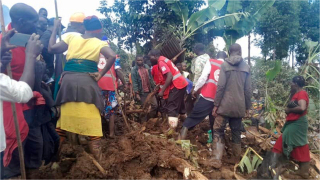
[28,116,316,179]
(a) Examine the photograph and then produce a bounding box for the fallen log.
[259,126,280,139]
[125,109,145,114]
[168,155,208,180]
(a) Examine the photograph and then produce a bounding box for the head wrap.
[83,15,102,33]
[69,12,85,23]
[102,36,108,41]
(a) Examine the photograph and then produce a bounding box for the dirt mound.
[30,119,189,179]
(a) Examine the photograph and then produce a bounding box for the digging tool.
[172,49,186,63]
[110,72,130,131]
[0,1,26,179]
[54,0,61,41]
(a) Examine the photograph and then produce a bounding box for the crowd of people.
[0,3,311,179]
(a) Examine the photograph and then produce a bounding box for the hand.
[54,18,62,30]
[118,85,127,93]
[1,29,17,55]
[0,52,12,72]
[245,110,250,118]
[158,90,164,98]
[89,72,102,82]
[192,90,198,99]
[285,108,290,114]
[25,33,44,57]
[135,94,141,101]
[212,106,218,117]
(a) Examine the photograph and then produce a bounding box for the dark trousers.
[24,126,43,169]
[166,87,186,117]
[1,141,26,179]
[183,96,215,130]
[213,115,242,144]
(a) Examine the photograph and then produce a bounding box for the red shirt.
[286,90,309,121]
[0,25,29,166]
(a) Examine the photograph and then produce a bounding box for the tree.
[98,0,205,51]
[254,0,319,64]
[254,0,301,60]
[296,0,320,65]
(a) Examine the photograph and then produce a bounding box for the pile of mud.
[28,117,317,179]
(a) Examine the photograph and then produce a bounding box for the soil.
[28,116,318,179]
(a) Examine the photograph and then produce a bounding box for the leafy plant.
[164,0,247,47]
[238,147,263,174]
[176,140,199,168]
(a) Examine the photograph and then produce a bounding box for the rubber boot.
[210,139,225,169]
[270,152,282,179]
[179,126,188,140]
[88,139,103,162]
[270,152,281,169]
[294,162,310,179]
[224,143,242,164]
[179,114,187,121]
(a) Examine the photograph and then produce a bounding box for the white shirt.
[194,58,224,102]
[0,73,33,152]
[191,54,210,85]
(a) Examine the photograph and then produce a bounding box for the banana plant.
[220,0,276,49]
[164,0,247,47]
[300,40,320,103]
[264,60,282,129]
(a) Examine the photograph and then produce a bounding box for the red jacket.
[201,59,223,99]
[158,56,187,90]
[151,65,169,99]
[97,54,118,91]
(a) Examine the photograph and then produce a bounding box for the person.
[176,63,193,115]
[0,31,43,178]
[128,61,135,99]
[191,43,210,85]
[151,62,169,120]
[181,62,190,79]
[48,16,116,162]
[38,8,48,18]
[53,12,86,99]
[36,16,48,36]
[40,18,56,82]
[98,46,126,137]
[211,44,252,168]
[179,51,227,140]
[149,49,187,131]
[131,55,157,120]
[0,3,39,178]
[251,89,265,128]
[271,76,310,179]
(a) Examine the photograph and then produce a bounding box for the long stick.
[0,1,26,179]
[110,72,130,131]
[54,0,61,41]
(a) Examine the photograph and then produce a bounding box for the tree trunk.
[273,49,276,61]
[292,50,294,69]
[248,34,251,67]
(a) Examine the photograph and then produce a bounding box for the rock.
[221,167,234,179]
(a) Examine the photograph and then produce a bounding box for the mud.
[28,117,316,179]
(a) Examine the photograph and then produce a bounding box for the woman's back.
[63,34,109,62]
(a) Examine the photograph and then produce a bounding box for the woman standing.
[48,16,116,161]
[271,76,310,178]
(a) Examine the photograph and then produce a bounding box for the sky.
[4,0,262,58]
